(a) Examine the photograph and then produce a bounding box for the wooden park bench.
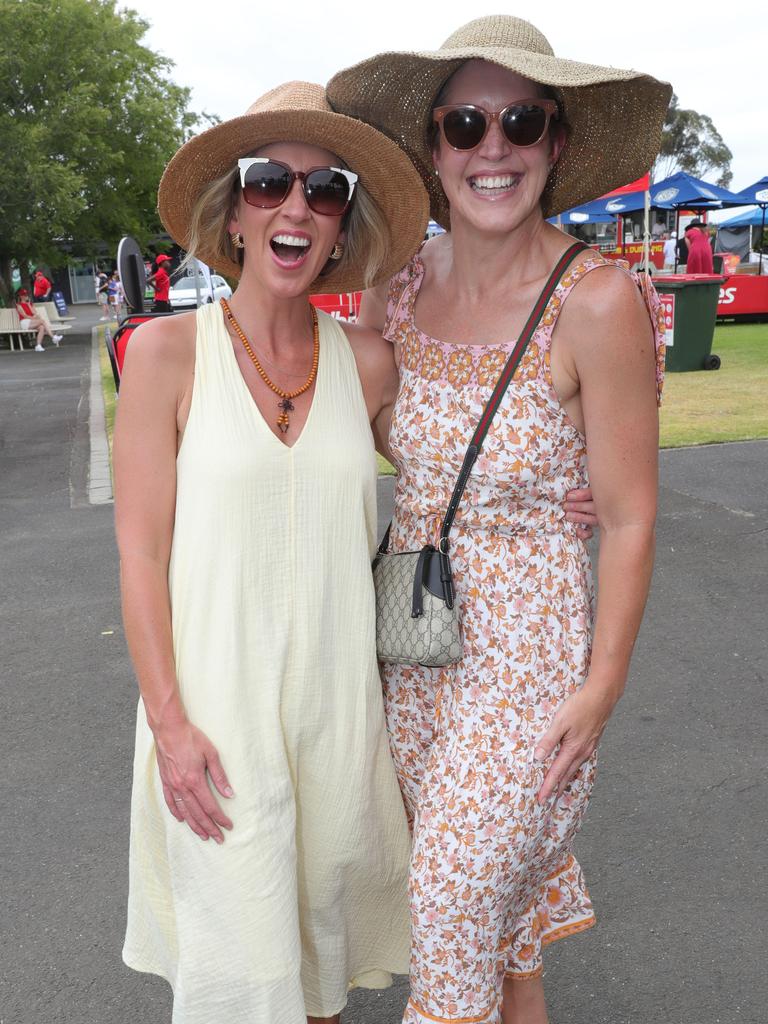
[0,308,38,351]
[33,303,73,333]
[41,301,76,323]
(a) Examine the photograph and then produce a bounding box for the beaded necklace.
[221,298,319,434]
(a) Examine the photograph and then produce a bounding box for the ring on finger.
[173,796,184,804]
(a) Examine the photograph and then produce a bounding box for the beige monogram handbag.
[372,536,462,666]
[372,242,589,668]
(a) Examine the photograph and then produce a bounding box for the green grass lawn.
[99,326,117,455]
[660,323,768,447]
[100,322,767,476]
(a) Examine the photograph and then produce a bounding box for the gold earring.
[329,243,344,261]
[231,232,245,249]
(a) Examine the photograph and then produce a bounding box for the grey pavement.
[1,316,766,1024]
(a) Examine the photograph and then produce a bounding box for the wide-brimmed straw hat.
[327,16,672,226]
[158,81,429,291]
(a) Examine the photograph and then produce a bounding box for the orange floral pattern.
[382,249,665,1024]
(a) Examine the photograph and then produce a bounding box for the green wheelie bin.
[654,273,725,372]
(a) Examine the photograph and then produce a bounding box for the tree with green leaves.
[653,93,733,187]
[0,0,209,301]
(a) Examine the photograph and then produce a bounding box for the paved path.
[1,317,765,1023]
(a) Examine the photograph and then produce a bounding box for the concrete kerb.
[89,324,113,505]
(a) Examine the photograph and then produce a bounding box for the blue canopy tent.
[548,198,618,225]
[556,191,647,219]
[732,176,768,204]
[730,177,768,274]
[557,209,616,224]
[719,207,765,228]
[649,171,743,208]
[559,172,744,221]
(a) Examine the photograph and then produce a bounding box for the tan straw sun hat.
[157,81,429,291]
[327,16,673,227]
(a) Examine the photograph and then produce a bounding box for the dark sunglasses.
[433,100,559,152]
[237,157,358,216]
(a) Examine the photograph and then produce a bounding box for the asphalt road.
[1,316,765,1024]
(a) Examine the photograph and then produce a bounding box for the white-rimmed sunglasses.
[237,157,358,216]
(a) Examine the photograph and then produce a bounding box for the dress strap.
[537,252,666,406]
[535,254,608,354]
[192,299,224,379]
[383,248,426,345]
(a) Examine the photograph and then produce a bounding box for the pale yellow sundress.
[123,301,411,1022]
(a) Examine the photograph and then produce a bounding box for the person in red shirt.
[684,222,714,274]
[15,288,63,351]
[33,270,53,301]
[148,254,173,312]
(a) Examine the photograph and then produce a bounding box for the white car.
[169,273,232,309]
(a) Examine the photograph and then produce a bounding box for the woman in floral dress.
[329,16,669,1024]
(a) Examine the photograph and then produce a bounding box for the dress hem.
[122,950,175,989]
[406,997,499,1023]
[122,949,405,1018]
[502,913,597,979]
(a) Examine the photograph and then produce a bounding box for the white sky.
[124,0,765,219]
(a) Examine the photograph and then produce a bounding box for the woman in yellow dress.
[115,82,429,1024]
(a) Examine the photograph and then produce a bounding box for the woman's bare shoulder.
[558,261,654,375]
[122,311,197,375]
[126,310,196,351]
[339,317,393,369]
[567,261,646,323]
[418,232,449,273]
[339,318,397,398]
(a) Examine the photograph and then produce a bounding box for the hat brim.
[158,109,429,292]
[327,48,672,226]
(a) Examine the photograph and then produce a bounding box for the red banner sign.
[716,275,768,317]
[602,242,665,270]
[310,291,360,320]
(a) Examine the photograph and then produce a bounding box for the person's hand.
[153,719,234,843]
[534,683,619,803]
[565,487,598,540]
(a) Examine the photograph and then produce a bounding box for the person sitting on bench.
[15,288,63,351]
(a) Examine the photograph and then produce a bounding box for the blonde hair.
[182,158,391,289]
[182,171,241,276]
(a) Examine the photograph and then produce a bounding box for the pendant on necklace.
[277,397,295,434]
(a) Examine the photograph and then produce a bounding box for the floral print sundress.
[381,246,665,1024]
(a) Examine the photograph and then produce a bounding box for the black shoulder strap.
[376,241,589,560]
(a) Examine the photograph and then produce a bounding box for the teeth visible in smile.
[471,174,520,191]
[272,234,310,246]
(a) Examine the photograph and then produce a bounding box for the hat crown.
[243,81,332,117]
[440,15,554,56]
